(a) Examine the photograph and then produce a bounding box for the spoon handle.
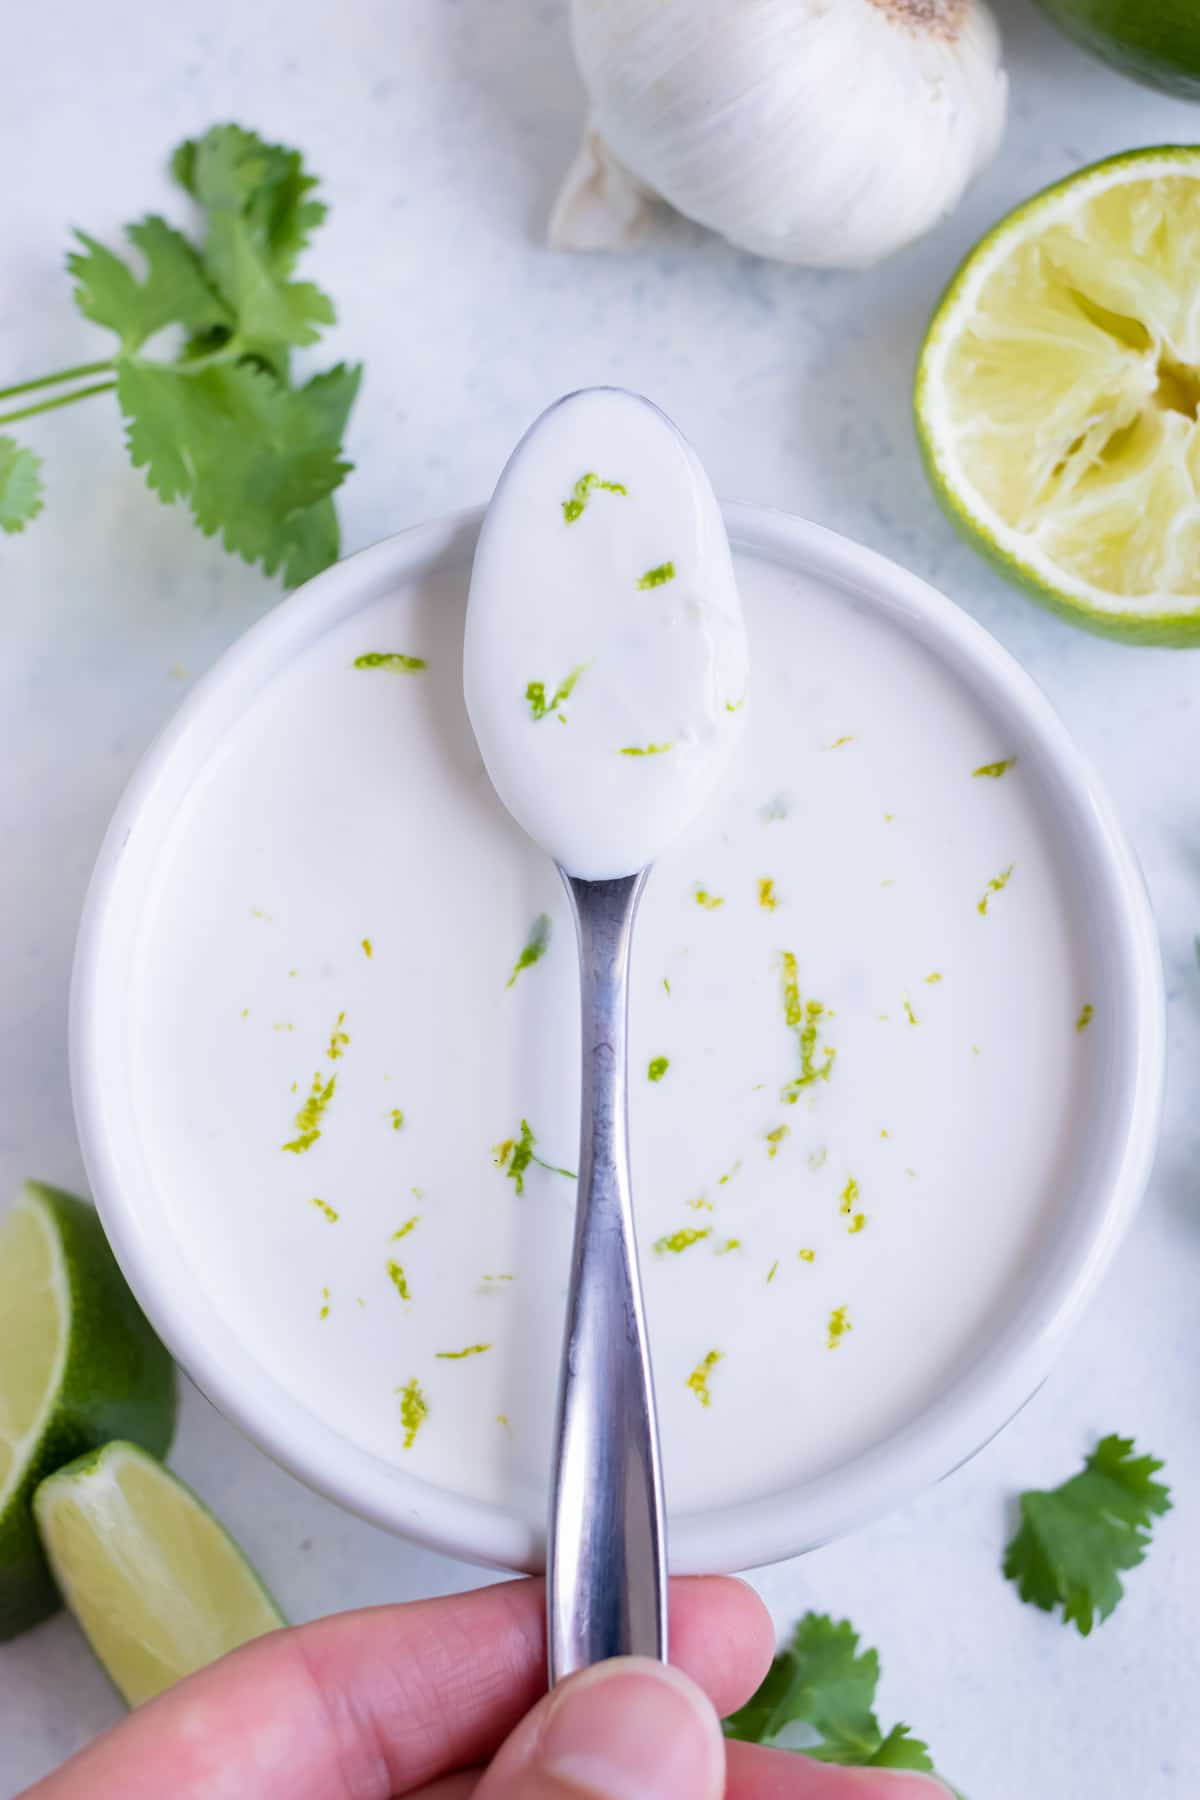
[548,868,668,1683]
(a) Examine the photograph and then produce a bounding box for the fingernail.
[540,1657,724,1800]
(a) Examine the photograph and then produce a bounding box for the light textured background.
[1,2,1196,1794]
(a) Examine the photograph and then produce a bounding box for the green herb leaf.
[724,1614,941,1782]
[68,217,229,352]
[0,438,44,533]
[1003,1434,1170,1635]
[507,913,552,988]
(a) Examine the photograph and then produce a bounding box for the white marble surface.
[1,2,1197,1794]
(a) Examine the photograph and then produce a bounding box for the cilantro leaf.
[171,124,334,350]
[117,358,354,579]
[0,438,44,533]
[724,1613,936,1779]
[68,217,229,352]
[1004,1434,1170,1635]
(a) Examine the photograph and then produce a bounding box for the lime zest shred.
[687,1195,714,1212]
[562,471,627,523]
[663,976,672,996]
[397,1378,428,1449]
[715,1238,742,1255]
[493,1120,575,1194]
[725,694,746,713]
[319,1286,331,1320]
[828,734,855,749]
[619,741,674,756]
[694,886,724,909]
[978,864,1015,916]
[798,1248,816,1264]
[758,877,778,911]
[496,1414,511,1432]
[526,665,587,723]
[827,1305,852,1349]
[436,1343,492,1360]
[390,1217,419,1241]
[282,1071,337,1153]
[904,999,919,1026]
[925,971,943,985]
[686,1349,722,1408]
[839,1177,860,1217]
[767,1260,780,1284]
[717,1160,742,1186]
[309,1197,339,1223]
[766,1124,789,1160]
[655,1226,712,1255]
[361,937,373,958]
[973,758,1015,779]
[386,1261,411,1302]
[780,952,835,1101]
[326,1012,350,1061]
[648,1055,670,1082]
[637,560,676,589]
[354,652,426,672]
[507,913,553,986]
[390,1108,405,1131]
[1076,1002,1095,1033]
[848,1213,868,1235]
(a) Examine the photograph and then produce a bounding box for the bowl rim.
[70,501,1165,1575]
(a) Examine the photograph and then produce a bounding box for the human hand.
[22,1577,949,1799]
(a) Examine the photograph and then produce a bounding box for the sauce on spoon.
[464,387,749,879]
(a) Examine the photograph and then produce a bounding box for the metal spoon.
[547,868,668,1681]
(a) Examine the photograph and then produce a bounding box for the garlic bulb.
[550,0,1008,270]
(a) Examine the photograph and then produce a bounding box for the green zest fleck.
[715,1238,741,1255]
[390,1108,405,1131]
[904,999,919,1026]
[725,694,746,713]
[780,952,835,1101]
[718,1160,742,1186]
[282,1071,337,1153]
[637,560,676,589]
[386,1260,411,1302]
[319,1286,330,1320]
[847,1213,867,1235]
[758,877,777,911]
[1076,1003,1095,1033]
[655,1226,711,1255]
[798,1248,815,1264]
[694,886,724,910]
[663,976,672,996]
[390,1217,419,1241]
[839,1177,859,1217]
[619,741,673,756]
[974,757,1015,778]
[436,1343,492,1360]
[765,1125,789,1160]
[354,652,426,673]
[827,1305,852,1349]
[829,735,855,750]
[687,1195,714,1212]
[562,471,627,523]
[648,1056,670,1082]
[978,864,1015,916]
[507,913,552,987]
[326,1012,349,1060]
[362,937,373,958]
[397,1378,428,1449]
[767,1260,780,1284]
[687,1349,722,1408]
[925,971,942,985]
[526,665,586,722]
[309,1197,339,1223]
[493,1119,575,1194]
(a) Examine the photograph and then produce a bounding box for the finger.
[726,1740,955,1799]
[470,1657,726,1800]
[22,1576,772,1800]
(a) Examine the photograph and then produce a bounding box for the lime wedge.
[915,147,1200,644]
[0,1182,176,1639]
[34,1442,284,1705]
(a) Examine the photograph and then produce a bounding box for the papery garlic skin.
[550,0,1008,269]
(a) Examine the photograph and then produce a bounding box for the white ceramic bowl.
[70,504,1164,1574]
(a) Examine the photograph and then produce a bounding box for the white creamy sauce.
[130,547,1092,1523]
[464,389,748,879]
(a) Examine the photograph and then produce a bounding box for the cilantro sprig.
[725,1613,951,1783]
[0,124,360,586]
[1004,1434,1170,1635]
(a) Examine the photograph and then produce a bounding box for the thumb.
[472,1655,726,1800]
